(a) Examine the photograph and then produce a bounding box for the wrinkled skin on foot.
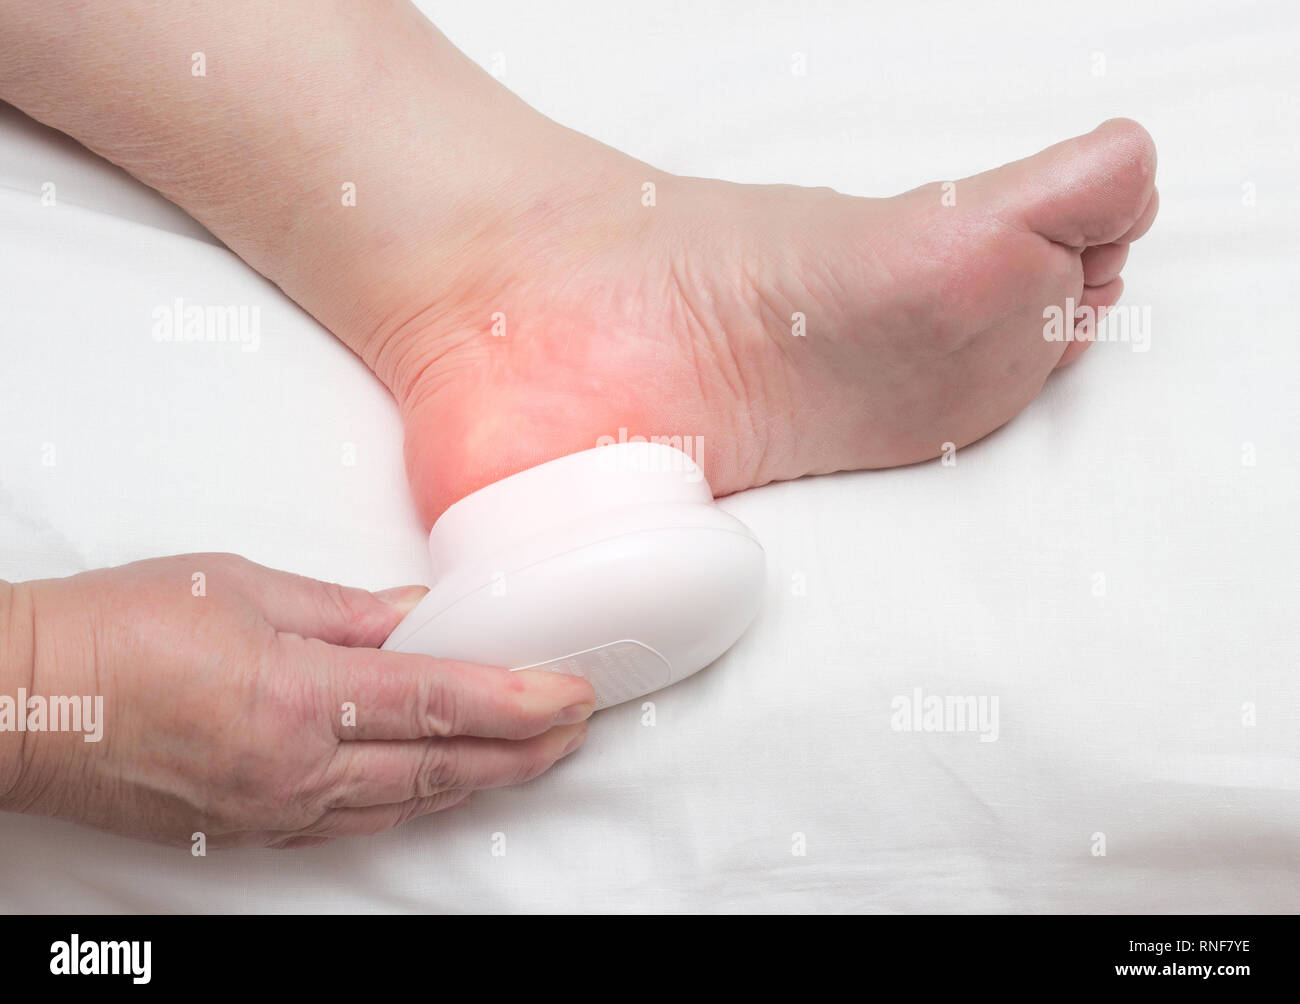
[366,119,1157,525]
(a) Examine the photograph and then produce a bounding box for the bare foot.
[0,7,1157,529]
[364,118,1157,525]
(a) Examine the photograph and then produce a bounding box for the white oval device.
[382,442,765,709]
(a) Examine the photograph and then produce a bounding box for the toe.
[1078,275,1124,317]
[1080,241,1130,287]
[1056,276,1125,368]
[1055,337,1093,368]
[1116,187,1160,244]
[1007,118,1157,249]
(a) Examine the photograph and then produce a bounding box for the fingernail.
[561,727,588,757]
[374,585,428,615]
[553,702,594,727]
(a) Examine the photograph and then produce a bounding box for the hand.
[0,554,595,849]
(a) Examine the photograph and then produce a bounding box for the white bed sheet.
[1,0,1298,913]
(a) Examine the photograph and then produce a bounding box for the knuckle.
[196,551,241,572]
[414,742,463,794]
[318,580,366,628]
[415,675,462,738]
[397,791,462,827]
[202,552,252,587]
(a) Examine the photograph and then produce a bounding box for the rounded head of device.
[382,442,765,709]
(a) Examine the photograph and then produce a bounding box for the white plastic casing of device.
[382,442,765,709]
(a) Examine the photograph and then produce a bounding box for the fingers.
[297,640,596,741]
[219,555,428,647]
[321,721,588,808]
[313,790,474,838]
[262,726,585,847]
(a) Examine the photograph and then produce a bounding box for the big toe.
[988,118,1158,249]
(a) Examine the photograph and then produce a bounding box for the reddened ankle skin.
[388,120,1156,525]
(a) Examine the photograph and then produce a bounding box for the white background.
[0,0,1297,911]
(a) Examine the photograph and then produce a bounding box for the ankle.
[353,134,665,404]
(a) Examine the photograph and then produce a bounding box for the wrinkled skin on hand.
[1,554,593,849]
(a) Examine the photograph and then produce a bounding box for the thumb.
[227,560,427,647]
